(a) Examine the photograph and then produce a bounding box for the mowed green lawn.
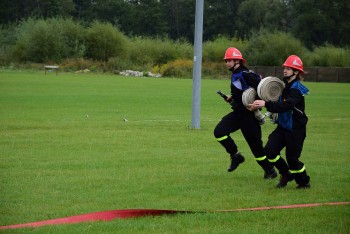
[0,70,349,233]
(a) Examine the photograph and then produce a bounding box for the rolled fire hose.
[257,76,285,102]
[257,76,285,123]
[242,88,265,124]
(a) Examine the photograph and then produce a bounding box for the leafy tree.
[263,0,289,32]
[93,0,131,30]
[204,0,241,41]
[32,0,75,18]
[123,0,169,37]
[0,0,75,24]
[289,0,350,48]
[72,0,98,21]
[0,0,37,24]
[162,0,196,41]
[236,0,268,40]
[334,0,350,46]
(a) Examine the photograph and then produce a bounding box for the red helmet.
[283,55,304,74]
[223,47,246,62]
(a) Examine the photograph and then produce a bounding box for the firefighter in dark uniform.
[250,55,311,189]
[214,47,277,179]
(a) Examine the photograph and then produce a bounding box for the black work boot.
[228,152,245,172]
[276,173,293,188]
[256,158,277,179]
[263,166,277,179]
[294,171,311,189]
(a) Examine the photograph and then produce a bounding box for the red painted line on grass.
[0,209,190,229]
[1,202,349,230]
[219,201,350,212]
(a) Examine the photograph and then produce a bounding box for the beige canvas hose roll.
[242,88,265,124]
[257,76,285,102]
[257,76,285,124]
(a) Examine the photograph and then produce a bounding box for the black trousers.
[265,126,306,170]
[214,110,265,158]
[265,125,310,185]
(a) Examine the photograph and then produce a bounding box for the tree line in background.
[1,0,349,48]
[0,0,349,78]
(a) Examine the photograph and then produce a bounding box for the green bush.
[202,61,228,79]
[60,58,104,72]
[154,59,227,79]
[200,37,249,79]
[3,18,350,71]
[0,25,17,65]
[13,18,60,62]
[12,18,85,63]
[305,45,350,67]
[126,36,193,69]
[84,21,128,61]
[161,59,193,78]
[203,36,249,62]
[245,30,307,66]
[106,57,136,71]
[55,18,86,59]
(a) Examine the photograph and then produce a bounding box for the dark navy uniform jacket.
[265,79,309,130]
[230,66,260,111]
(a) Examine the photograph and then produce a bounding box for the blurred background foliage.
[0,0,349,77]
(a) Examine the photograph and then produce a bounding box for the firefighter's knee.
[214,126,225,139]
[264,145,279,160]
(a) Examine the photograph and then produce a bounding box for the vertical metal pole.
[191,0,204,129]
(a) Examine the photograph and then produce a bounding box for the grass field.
[0,70,349,233]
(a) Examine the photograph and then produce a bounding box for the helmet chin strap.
[283,73,295,82]
[229,61,240,71]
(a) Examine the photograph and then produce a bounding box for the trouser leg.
[264,128,289,172]
[216,136,237,155]
[214,111,246,172]
[240,112,264,157]
[238,112,276,178]
[240,112,272,169]
[268,155,290,176]
[214,112,240,155]
[285,128,310,186]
